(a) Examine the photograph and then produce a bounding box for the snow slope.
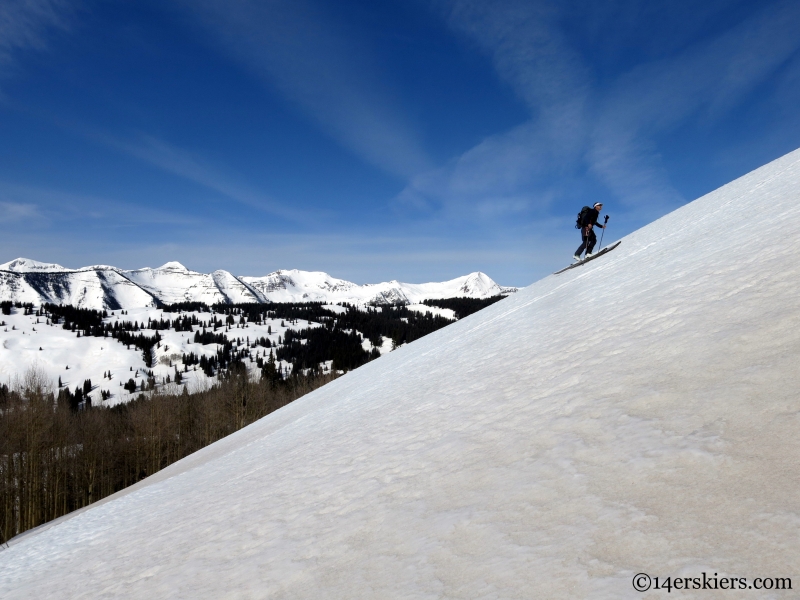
[0,262,515,310]
[3,149,800,598]
[0,267,158,309]
[121,262,265,305]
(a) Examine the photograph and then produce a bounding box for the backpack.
[575,206,591,229]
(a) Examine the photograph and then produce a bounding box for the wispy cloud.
[175,0,433,179]
[85,132,313,224]
[399,119,566,218]
[27,110,312,224]
[0,200,40,223]
[403,0,800,222]
[0,0,76,79]
[588,0,800,213]
[398,0,592,217]
[439,0,590,135]
[0,181,203,227]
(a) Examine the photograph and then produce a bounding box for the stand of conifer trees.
[422,295,505,319]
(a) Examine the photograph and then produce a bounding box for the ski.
[554,241,621,275]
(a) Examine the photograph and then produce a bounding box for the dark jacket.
[580,207,603,228]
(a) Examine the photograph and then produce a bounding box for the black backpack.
[575,206,591,229]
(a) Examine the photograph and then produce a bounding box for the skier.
[574,202,606,261]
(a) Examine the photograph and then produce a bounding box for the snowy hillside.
[0,260,516,310]
[3,148,800,598]
[0,299,473,408]
[0,306,323,407]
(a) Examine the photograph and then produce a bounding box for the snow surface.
[0,263,516,310]
[322,304,348,315]
[406,303,457,320]
[3,149,800,598]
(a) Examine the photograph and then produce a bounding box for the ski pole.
[598,215,609,250]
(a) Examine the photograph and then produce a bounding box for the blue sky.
[2,0,800,286]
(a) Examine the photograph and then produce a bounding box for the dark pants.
[575,228,597,256]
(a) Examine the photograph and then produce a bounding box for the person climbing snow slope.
[574,202,606,261]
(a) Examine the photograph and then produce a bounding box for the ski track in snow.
[2,151,800,598]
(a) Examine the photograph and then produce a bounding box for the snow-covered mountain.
[4,148,800,598]
[0,258,71,273]
[241,269,509,305]
[0,260,515,309]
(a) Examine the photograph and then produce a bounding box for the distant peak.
[0,257,70,272]
[459,271,489,282]
[157,261,189,271]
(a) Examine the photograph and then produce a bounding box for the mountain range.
[0,259,516,310]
